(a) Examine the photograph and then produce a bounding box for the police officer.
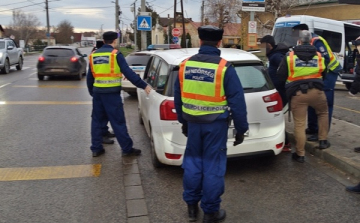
[87,31,152,157]
[174,25,249,223]
[349,36,360,96]
[292,24,342,141]
[277,30,330,163]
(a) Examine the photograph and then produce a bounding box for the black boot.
[291,153,305,163]
[346,182,360,194]
[187,204,198,222]
[203,209,226,223]
[102,137,114,144]
[318,140,330,149]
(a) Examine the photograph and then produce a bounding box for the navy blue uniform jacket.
[87,45,147,96]
[174,45,249,135]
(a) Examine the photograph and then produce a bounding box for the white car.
[123,51,154,96]
[137,48,285,167]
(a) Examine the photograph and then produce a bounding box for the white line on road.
[0,83,11,89]
[28,72,36,78]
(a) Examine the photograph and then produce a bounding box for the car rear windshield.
[125,54,151,66]
[164,63,273,97]
[0,42,5,49]
[43,48,75,57]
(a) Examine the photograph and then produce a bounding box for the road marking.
[0,164,101,181]
[0,83,11,89]
[12,85,86,88]
[22,66,30,70]
[0,101,92,105]
[334,105,360,114]
[28,72,36,78]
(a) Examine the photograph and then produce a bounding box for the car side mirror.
[82,54,87,57]
[7,46,14,50]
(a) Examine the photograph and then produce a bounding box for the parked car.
[147,44,181,51]
[123,51,154,96]
[137,48,285,167]
[0,38,24,74]
[37,46,87,80]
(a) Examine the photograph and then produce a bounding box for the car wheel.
[345,82,352,90]
[38,74,44,80]
[16,57,23,70]
[150,127,164,168]
[1,58,10,74]
[138,107,144,125]
[76,71,82,80]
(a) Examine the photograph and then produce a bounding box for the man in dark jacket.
[277,30,330,163]
[349,36,360,97]
[260,35,291,151]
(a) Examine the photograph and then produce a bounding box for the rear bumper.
[122,81,136,92]
[38,69,81,76]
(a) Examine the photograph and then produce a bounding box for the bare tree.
[204,0,241,28]
[55,20,74,44]
[8,10,41,45]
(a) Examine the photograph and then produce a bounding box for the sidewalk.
[285,116,360,179]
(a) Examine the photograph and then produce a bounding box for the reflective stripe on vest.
[287,51,324,83]
[89,49,122,88]
[310,36,340,71]
[179,58,228,116]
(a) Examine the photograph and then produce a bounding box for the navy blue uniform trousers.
[182,119,228,214]
[307,71,337,132]
[91,92,133,153]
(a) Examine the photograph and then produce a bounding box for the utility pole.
[131,1,137,50]
[201,0,204,26]
[141,0,146,50]
[45,0,50,46]
[115,0,120,31]
[173,0,186,47]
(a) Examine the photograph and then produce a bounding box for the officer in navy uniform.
[174,25,249,223]
[292,24,342,142]
[87,31,152,157]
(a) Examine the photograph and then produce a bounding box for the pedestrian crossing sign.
[137,15,152,31]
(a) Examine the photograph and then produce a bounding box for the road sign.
[172,36,179,43]
[172,28,181,37]
[137,15,152,31]
[248,21,257,33]
[242,0,265,12]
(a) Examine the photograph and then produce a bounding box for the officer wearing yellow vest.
[87,31,152,157]
[292,24,342,142]
[277,30,330,163]
[174,25,248,223]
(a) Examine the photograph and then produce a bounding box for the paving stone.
[124,163,139,175]
[127,216,150,223]
[124,173,141,186]
[127,199,148,217]
[125,185,144,200]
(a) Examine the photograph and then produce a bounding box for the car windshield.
[0,42,5,49]
[43,48,75,57]
[125,54,151,66]
[273,27,297,48]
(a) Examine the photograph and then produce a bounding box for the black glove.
[233,133,244,146]
[181,122,188,137]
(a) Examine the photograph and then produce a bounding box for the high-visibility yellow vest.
[286,51,325,83]
[178,58,228,116]
[311,36,340,72]
[89,49,122,88]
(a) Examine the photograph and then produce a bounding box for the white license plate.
[49,69,64,72]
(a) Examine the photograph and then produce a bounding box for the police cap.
[198,25,224,41]
[292,23,309,31]
[103,31,118,41]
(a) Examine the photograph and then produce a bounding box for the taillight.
[38,56,45,62]
[165,153,182,160]
[160,100,178,120]
[70,56,78,62]
[276,142,284,149]
[263,92,283,113]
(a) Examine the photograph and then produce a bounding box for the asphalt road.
[0,48,360,223]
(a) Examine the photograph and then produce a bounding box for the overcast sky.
[0,0,203,33]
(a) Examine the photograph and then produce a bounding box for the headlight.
[0,52,3,58]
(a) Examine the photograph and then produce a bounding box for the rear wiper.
[242,87,254,90]
[46,55,58,57]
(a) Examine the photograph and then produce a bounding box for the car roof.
[151,48,261,65]
[127,50,157,56]
[44,46,77,50]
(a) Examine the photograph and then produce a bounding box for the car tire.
[345,82,352,90]
[150,127,164,168]
[16,57,23,70]
[1,58,10,74]
[138,107,144,125]
[38,74,44,80]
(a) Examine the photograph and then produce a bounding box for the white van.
[272,15,360,89]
